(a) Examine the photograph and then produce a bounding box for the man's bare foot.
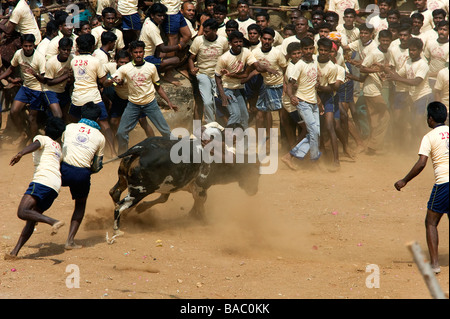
[51,221,65,236]
[65,242,82,250]
[176,68,190,79]
[328,161,341,172]
[281,154,298,171]
[343,149,356,160]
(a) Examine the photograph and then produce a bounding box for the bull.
[109,136,260,235]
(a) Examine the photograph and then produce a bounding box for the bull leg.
[189,184,208,220]
[113,192,148,235]
[135,193,170,214]
[109,173,128,204]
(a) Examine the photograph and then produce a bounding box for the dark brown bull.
[109,136,260,235]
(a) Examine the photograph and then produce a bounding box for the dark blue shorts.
[43,90,71,107]
[122,13,142,30]
[414,93,434,115]
[25,182,58,212]
[15,86,43,111]
[162,12,187,34]
[245,74,263,100]
[61,162,92,200]
[393,92,410,110]
[427,182,449,214]
[69,101,108,121]
[320,93,340,119]
[144,55,162,69]
[337,80,354,103]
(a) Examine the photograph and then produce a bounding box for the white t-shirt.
[104,62,128,100]
[398,58,432,101]
[418,125,449,184]
[317,59,338,89]
[388,44,410,93]
[215,48,258,89]
[434,68,449,108]
[251,46,287,86]
[428,0,449,13]
[32,135,62,193]
[45,32,78,60]
[283,60,298,113]
[161,0,182,15]
[113,61,160,105]
[62,122,106,169]
[91,26,125,59]
[44,54,73,93]
[118,0,138,16]
[289,58,318,104]
[280,35,301,56]
[71,54,106,106]
[96,0,115,16]
[11,49,46,91]
[337,24,360,46]
[423,40,449,77]
[139,17,164,57]
[189,35,229,78]
[328,0,360,25]
[360,47,387,97]
[9,0,41,44]
[236,17,256,39]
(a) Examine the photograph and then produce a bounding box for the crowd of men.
[0,0,448,170]
[0,0,448,268]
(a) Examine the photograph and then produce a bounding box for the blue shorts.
[61,162,92,200]
[144,55,162,69]
[25,182,58,212]
[428,182,449,214]
[15,86,43,111]
[69,101,108,121]
[320,93,340,119]
[414,93,434,115]
[337,80,354,103]
[42,90,71,107]
[122,13,142,30]
[162,12,187,35]
[393,92,410,110]
[245,74,263,100]
[256,84,283,112]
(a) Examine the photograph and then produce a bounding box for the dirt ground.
[0,113,448,301]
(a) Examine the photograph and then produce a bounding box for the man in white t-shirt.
[411,0,435,32]
[434,66,449,115]
[6,117,66,259]
[112,40,178,154]
[0,0,41,44]
[117,0,140,46]
[395,102,449,274]
[189,18,229,124]
[45,12,78,61]
[61,103,106,250]
[235,0,256,40]
[91,7,125,60]
[0,34,46,143]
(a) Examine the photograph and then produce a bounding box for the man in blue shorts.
[395,102,449,274]
[6,117,66,259]
[118,0,142,47]
[61,103,106,250]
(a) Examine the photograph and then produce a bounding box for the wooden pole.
[406,241,447,299]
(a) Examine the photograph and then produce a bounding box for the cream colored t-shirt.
[9,0,41,44]
[91,26,125,58]
[92,48,111,68]
[236,17,256,39]
[161,0,182,15]
[104,62,129,100]
[289,58,318,104]
[113,61,160,105]
[36,37,51,56]
[361,47,386,97]
[44,54,73,93]
[398,58,432,102]
[189,35,229,78]
[118,0,138,16]
[139,17,164,57]
[329,0,360,25]
[215,48,258,89]
[11,49,46,91]
[71,54,106,106]
[32,135,62,193]
[388,44,410,93]
[45,32,78,60]
[418,125,449,184]
[337,24,360,46]
[434,68,449,108]
[283,60,298,113]
[317,59,338,88]
[96,0,115,16]
[428,0,449,13]
[367,15,388,37]
[280,35,301,56]
[423,40,449,77]
[348,39,378,60]
[62,123,106,169]
[252,46,287,86]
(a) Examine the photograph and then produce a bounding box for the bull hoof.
[113,229,124,237]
